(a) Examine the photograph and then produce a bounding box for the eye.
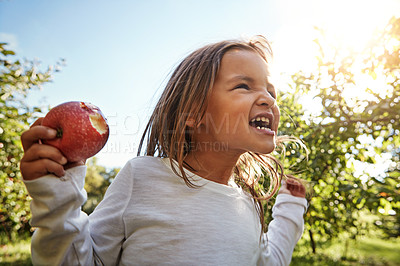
[268,90,276,99]
[267,84,276,99]
[234,83,251,90]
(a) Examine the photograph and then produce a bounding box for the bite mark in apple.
[89,113,108,135]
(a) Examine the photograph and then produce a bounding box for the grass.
[1,236,399,265]
[355,237,400,264]
[291,236,400,266]
[0,239,32,266]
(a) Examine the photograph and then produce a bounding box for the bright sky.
[1,0,399,168]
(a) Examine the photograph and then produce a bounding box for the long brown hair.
[138,35,294,231]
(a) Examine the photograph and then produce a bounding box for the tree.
[83,158,119,215]
[270,17,400,254]
[0,43,61,241]
[0,42,120,241]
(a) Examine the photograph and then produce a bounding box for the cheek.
[212,101,248,124]
[203,94,252,132]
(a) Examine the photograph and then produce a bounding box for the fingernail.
[60,157,67,165]
[48,128,57,136]
[60,173,66,181]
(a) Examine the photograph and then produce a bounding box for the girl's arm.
[24,166,96,265]
[257,179,308,266]
[24,163,133,265]
[20,119,130,265]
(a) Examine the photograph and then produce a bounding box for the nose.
[257,91,276,108]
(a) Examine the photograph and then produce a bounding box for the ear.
[186,114,206,129]
[185,118,196,128]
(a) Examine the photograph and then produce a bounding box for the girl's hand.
[278,178,306,198]
[20,118,85,180]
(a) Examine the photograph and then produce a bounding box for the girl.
[20,36,308,266]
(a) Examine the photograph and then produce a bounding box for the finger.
[64,160,86,170]
[287,180,306,197]
[30,117,44,128]
[22,143,67,165]
[286,178,298,184]
[286,178,298,187]
[21,126,57,151]
[20,159,66,180]
[287,180,300,191]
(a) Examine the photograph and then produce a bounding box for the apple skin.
[42,101,110,162]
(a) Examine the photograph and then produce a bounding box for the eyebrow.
[227,75,255,83]
[228,75,274,89]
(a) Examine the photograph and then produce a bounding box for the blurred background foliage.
[0,42,53,242]
[271,16,400,261]
[0,17,399,265]
[0,42,120,244]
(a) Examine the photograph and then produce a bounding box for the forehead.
[219,49,270,78]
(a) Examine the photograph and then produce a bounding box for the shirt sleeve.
[23,161,135,266]
[257,194,308,266]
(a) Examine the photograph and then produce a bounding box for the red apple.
[42,101,109,162]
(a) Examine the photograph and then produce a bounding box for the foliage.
[0,237,32,265]
[272,17,400,253]
[291,235,400,266]
[0,43,59,242]
[83,158,119,215]
[0,42,119,242]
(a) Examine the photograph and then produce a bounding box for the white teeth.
[251,117,270,125]
[261,117,269,124]
[257,126,271,131]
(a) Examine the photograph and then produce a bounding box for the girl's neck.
[184,148,241,185]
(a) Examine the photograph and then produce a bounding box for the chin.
[257,139,277,155]
[251,144,276,155]
[259,148,275,155]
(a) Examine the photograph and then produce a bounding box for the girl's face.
[194,49,280,156]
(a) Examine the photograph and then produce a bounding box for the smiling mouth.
[249,116,272,131]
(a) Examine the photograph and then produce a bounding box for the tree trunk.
[309,229,316,254]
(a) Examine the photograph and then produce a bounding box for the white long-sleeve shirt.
[24,156,308,266]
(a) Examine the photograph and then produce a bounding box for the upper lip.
[249,112,275,130]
